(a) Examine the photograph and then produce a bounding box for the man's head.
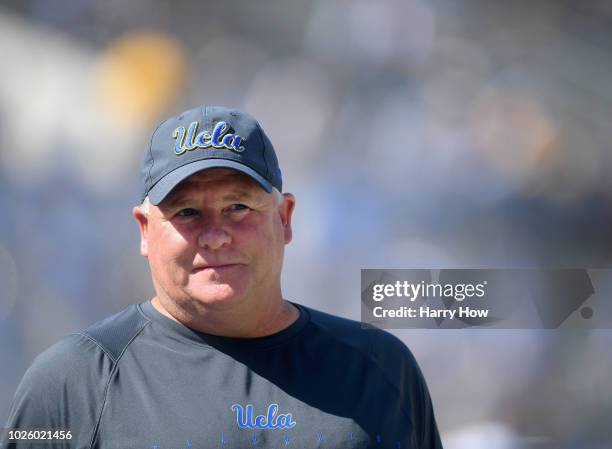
[133,106,295,321]
[139,105,283,206]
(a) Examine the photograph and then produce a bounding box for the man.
[2,106,443,448]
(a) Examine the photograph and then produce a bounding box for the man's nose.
[196,216,231,250]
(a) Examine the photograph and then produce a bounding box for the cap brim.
[148,159,273,205]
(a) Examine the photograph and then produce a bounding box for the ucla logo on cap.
[173,121,246,155]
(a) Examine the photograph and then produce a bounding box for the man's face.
[133,168,295,313]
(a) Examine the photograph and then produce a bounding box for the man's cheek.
[149,250,181,278]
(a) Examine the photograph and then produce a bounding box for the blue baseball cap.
[140,105,283,205]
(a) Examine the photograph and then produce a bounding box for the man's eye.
[177,208,198,217]
[227,204,249,213]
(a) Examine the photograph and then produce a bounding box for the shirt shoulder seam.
[87,318,151,449]
[76,331,117,364]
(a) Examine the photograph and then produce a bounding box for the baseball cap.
[140,105,282,205]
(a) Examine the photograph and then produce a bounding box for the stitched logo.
[173,121,246,155]
[231,403,296,429]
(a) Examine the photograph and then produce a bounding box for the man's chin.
[186,284,245,308]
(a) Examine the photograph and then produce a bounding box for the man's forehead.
[166,168,263,199]
[183,168,260,187]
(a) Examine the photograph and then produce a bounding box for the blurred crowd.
[1,0,611,447]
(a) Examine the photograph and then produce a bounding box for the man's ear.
[132,206,149,257]
[278,193,296,244]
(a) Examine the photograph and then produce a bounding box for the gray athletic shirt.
[2,301,442,449]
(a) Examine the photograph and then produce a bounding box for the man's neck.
[150,296,300,338]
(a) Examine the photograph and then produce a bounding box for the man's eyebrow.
[222,191,253,201]
[163,190,255,208]
[163,195,191,208]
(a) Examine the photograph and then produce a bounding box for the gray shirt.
[2,301,442,449]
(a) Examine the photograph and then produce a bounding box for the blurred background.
[0,0,611,447]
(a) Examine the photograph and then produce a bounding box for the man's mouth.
[191,264,242,273]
